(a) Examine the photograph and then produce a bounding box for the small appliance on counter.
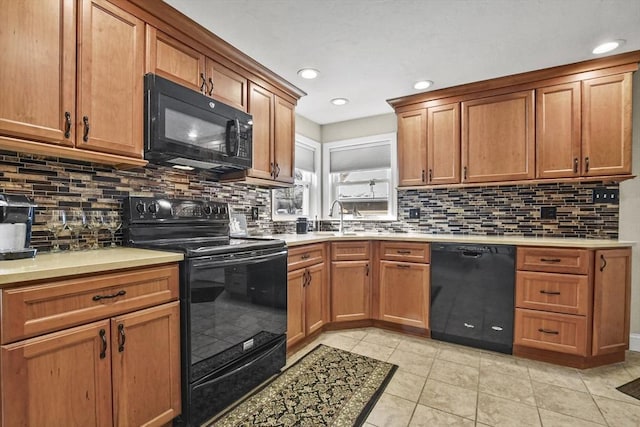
[296,217,309,234]
[0,194,37,260]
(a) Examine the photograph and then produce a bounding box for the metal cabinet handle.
[99,329,107,359]
[540,290,561,295]
[573,157,578,173]
[538,328,559,335]
[118,324,126,352]
[585,157,590,173]
[275,163,281,178]
[365,264,369,276]
[421,169,425,182]
[82,116,90,142]
[301,254,310,260]
[306,270,312,287]
[64,112,71,138]
[600,254,607,272]
[200,73,207,93]
[270,162,275,177]
[208,77,214,96]
[396,250,411,255]
[93,290,126,301]
[540,258,561,263]
[428,169,433,182]
[463,166,468,180]
[397,264,410,269]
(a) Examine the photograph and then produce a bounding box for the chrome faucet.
[329,199,345,234]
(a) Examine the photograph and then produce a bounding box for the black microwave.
[144,73,252,173]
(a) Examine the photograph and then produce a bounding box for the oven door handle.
[192,340,284,389]
[192,250,287,269]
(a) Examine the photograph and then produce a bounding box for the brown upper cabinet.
[397,110,427,186]
[582,73,632,176]
[0,0,145,165]
[145,26,247,111]
[462,90,535,183]
[536,73,632,179]
[390,51,639,188]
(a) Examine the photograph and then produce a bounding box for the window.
[272,135,321,221]
[323,133,397,220]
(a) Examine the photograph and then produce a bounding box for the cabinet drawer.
[517,247,590,274]
[331,241,371,261]
[288,244,325,271]
[516,271,589,315]
[514,309,587,355]
[1,264,179,344]
[379,241,430,263]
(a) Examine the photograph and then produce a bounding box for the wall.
[321,113,397,143]
[620,69,640,341]
[0,151,273,251]
[294,114,322,142]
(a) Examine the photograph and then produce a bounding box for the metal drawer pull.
[538,328,559,335]
[396,250,411,254]
[99,329,107,359]
[397,264,410,269]
[540,258,561,263]
[300,254,310,260]
[92,290,126,301]
[118,324,126,352]
[600,254,607,272]
[64,111,71,138]
[540,290,561,295]
[82,116,90,142]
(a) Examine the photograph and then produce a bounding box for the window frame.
[271,134,321,221]
[322,132,398,221]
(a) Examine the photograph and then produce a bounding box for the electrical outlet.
[540,206,557,220]
[409,208,420,219]
[592,188,619,204]
[251,207,259,220]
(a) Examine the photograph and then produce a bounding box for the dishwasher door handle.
[461,251,482,258]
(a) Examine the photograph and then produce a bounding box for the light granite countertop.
[273,232,635,249]
[0,247,184,287]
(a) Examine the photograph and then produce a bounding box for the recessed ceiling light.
[413,80,433,90]
[187,130,198,139]
[331,98,349,106]
[592,39,625,54]
[297,68,319,79]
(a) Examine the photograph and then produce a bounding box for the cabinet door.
[331,261,371,322]
[1,320,113,427]
[427,103,460,184]
[287,269,306,348]
[248,82,275,180]
[582,73,632,176]
[77,0,144,158]
[592,248,631,356]
[145,26,205,92]
[379,261,430,329]
[273,96,295,183]
[206,59,247,111]
[111,302,181,427]
[397,109,427,186]
[462,90,535,183]
[536,82,581,178]
[0,0,75,145]
[305,262,328,335]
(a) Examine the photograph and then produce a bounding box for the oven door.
[185,246,287,383]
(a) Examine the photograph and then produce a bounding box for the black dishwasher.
[430,243,515,354]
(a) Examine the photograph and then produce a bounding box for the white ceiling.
[165,0,640,125]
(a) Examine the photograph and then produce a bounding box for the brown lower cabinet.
[287,244,328,349]
[0,264,181,427]
[331,242,372,322]
[514,246,631,367]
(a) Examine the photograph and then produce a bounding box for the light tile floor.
[287,327,640,427]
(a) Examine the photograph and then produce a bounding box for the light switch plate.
[251,207,259,220]
[592,188,619,204]
[409,208,420,219]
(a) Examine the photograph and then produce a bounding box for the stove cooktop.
[134,237,286,257]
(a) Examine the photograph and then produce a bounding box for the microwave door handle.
[226,118,241,157]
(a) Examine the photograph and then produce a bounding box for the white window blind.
[295,144,315,172]
[329,143,391,173]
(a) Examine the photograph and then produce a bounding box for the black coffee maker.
[0,194,37,260]
[295,217,308,234]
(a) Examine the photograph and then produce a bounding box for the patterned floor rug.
[617,377,640,400]
[208,344,398,426]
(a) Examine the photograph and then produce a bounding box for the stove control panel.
[123,197,230,222]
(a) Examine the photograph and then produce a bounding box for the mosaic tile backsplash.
[1,150,620,252]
